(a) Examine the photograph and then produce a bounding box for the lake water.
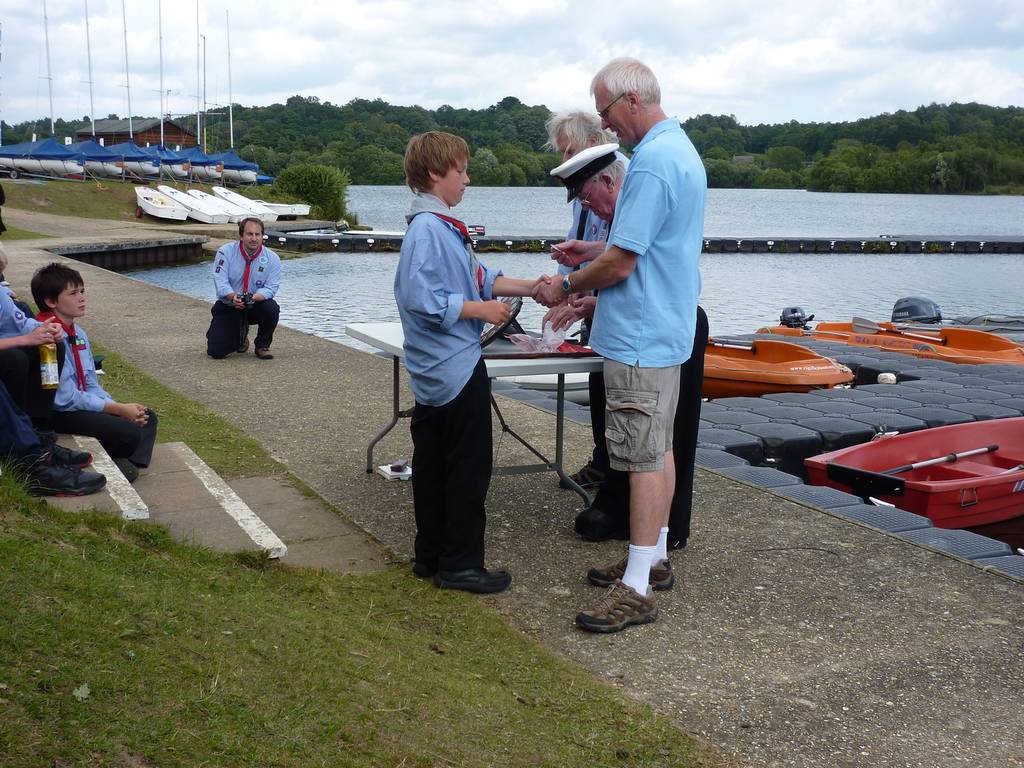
[128,187,1024,351]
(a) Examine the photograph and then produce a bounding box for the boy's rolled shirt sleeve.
[479,262,502,301]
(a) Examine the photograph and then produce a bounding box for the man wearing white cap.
[536,57,706,632]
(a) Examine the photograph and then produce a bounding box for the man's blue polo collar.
[633,117,681,152]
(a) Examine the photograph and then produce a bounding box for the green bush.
[273,164,351,221]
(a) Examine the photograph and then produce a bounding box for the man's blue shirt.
[394,194,501,406]
[590,119,706,367]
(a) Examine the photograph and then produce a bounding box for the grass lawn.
[0,352,725,768]
[1,225,51,240]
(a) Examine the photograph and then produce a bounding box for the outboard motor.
[892,296,942,324]
[779,306,814,329]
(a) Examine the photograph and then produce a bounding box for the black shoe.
[574,505,628,542]
[28,455,106,497]
[238,326,250,353]
[36,431,92,469]
[113,458,139,483]
[411,560,437,578]
[434,567,511,594]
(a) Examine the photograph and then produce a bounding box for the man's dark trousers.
[0,344,65,430]
[0,380,45,460]
[206,299,280,358]
[584,305,709,548]
[410,360,492,573]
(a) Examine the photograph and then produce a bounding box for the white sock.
[655,527,669,562]
[621,544,657,595]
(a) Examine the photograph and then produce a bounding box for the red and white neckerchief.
[239,240,263,293]
[431,213,484,292]
[36,311,87,391]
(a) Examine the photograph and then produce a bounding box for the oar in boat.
[707,338,755,351]
[851,316,947,344]
[879,444,999,476]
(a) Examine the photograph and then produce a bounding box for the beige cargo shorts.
[603,360,681,472]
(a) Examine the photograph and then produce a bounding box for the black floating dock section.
[266,229,1024,254]
[47,237,209,270]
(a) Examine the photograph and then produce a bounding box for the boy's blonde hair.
[404,131,469,194]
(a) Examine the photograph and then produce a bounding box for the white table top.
[346,321,604,378]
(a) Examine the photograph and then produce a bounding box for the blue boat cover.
[69,140,120,162]
[179,146,219,166]
[209,150,258,172]
[139,144,188,164]
[256,174,275,184]
[0,137,80,160]
[107,142,158,163]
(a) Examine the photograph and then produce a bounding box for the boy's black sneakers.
[27,454,106,497]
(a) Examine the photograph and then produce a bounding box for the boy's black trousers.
[410,359,492,573]
[50,408,158,466]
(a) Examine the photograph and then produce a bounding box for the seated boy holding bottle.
[394,131,539,595]
[31,262,157,483]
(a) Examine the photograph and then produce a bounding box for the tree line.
[4,99,1024,194]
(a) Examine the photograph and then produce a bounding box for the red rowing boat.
[805,418,1024,529]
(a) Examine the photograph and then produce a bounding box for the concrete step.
[46,439,385,573]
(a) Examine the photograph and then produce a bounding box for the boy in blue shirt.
[395,131,539,594]
[32,263,158,483]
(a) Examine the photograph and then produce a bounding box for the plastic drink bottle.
[39,342,59,389]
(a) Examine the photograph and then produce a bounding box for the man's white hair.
[589,158,626,186]
[591,57,661,106]
[544,111,616,152]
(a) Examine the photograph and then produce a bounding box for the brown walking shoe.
[576,579,658,633]
[587,556,675,591]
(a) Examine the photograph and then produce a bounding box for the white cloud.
[1,0,1021,132]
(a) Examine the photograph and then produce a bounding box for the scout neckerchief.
[36,310,87,391]
[431,213,485,292]
[240,240,263,293]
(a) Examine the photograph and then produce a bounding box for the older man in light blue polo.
[535,56,707,632]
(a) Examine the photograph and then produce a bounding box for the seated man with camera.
[206,217,282,361]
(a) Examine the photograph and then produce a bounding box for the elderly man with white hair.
[536,57,707,633]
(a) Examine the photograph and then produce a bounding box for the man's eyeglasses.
[578,181,595,207]
[598,92,626,120]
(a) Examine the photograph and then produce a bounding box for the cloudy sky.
[2,0,1022,131]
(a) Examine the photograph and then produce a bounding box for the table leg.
[366,355,402,473]
[553,373,589,503]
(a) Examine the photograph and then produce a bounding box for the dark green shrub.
[273,164,351,221]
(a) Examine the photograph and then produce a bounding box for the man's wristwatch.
[561,274,573,294]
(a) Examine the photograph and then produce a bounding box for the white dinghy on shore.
[157,185,230,224]
[255,200,311,217]
[134,187,188,221]
[187,189,249,223]
[211,187,278,222]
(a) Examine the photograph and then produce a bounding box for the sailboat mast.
[201,35,206,150]
[43,0,55,136]
[158,0,165,146]
[84,0,95,136]
[195,0,200,148]
[0,22,4,146]
[227,11,234,149]
[121,0,133,139]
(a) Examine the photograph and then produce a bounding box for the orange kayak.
[758,318,1024,365]
[703,338,853,399]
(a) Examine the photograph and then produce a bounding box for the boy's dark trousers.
[50,408,158,467]
[410,359,492,573]
[585,306,709,548]
[0,344,65,430]
[206,299,280,358]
